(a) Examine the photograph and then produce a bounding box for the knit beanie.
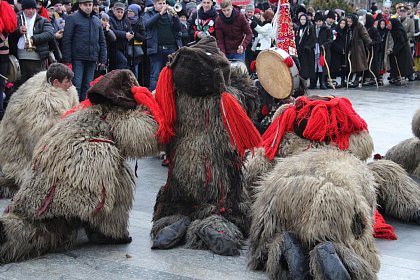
[22,0,37,9]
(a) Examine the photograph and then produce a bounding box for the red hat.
[254,8,262,14]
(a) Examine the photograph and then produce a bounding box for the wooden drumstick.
[322,45,335,90]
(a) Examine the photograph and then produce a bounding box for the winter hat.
[254,8,261,14]
[326,9,335,19]
[113,2,125,10]
[22,0,37,9]
[87,70,139,109]
[245,4,254,11]
[314,11,324,21]
[51,0,62,5]
[78,0,93,3]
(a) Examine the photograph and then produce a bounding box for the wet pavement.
[0,81,419,280]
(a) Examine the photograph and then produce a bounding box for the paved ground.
[0,81,419,280]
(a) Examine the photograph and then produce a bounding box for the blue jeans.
[226,53,245,62]
[72,60,96,101]
[115,50,128,70]
[148,46,177,91]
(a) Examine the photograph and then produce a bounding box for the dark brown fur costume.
[0,70,161,263]
[151,37,261,255]
[246,97,420,280]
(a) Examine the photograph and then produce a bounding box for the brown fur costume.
[0,70,161,263]
[247,97,420,280]
[0,71,79,197]
[150,37,261,255]
[385,108,420,178]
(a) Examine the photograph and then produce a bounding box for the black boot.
[196,226,241,256]
[314,242,351,280]
[319,74,327,90]
[280,232,311,280]
[309,78,317,89]
[151,215,191,249]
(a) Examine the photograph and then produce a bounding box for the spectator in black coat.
[376,19,388,85]
[14,0,54,85]
[108,2,134,70]
[330,19,347,87]
[127,3,146,80]
[388,18,414,85]
[62,0,107,101]
[363,14,382,86]
[295,14,315,82]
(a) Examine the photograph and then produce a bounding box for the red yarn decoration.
[283,56,294,67]
[373,210,397,240]
[38,7,50,21]
[220,92,262,158]
[62,99,93,118]
[0,1,17,34]
[319,53,325,67]
[154,66,176,144]
[90,75,104,87]
[250,60,257,72]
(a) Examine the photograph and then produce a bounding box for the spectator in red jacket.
[215,0,252,62]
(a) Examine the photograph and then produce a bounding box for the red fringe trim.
[0,2,17,34]
[131,86,167,143]
[62,99,93,118]
[154,66,176,144]
[92,186,107,216]
[90,75,104,87]
[262,96,368,160]
[373,210,397,240]
[220,92,262,158]
[36,184,57,217]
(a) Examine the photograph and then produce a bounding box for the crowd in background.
[0,0,419,121]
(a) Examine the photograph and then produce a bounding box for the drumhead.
[256,48,294,99]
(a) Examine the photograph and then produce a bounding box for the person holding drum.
[215,0,252,62]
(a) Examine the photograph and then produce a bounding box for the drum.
[7,55,21,83]
[230,60,248,74]
[256,47,299,99]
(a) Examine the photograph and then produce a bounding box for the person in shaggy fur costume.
[244,96,420,280]
[0,69,164,263]
[0,63,78,198]
[150,36,262,256]
[384,108,420,180]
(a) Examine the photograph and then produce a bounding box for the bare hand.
[126,32,134,40]
[20,25,27,34]
[55,30,63,39]
[237,45,244,54]
[160,4,168,15]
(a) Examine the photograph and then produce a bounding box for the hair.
[153,0,165,3]
[46,63,74,83]
[220,0,231,9]
[263,10,274,23]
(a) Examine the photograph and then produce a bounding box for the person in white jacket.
[250,10,274,54]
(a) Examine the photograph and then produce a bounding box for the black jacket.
[295,24,316,79]
[14,13,54,60]
[62,10,107,64]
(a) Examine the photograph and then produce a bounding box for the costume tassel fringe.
[284,56,294,68]
[154,66,176,144]
[131,86,167,142]
[62,99,93,118]
[373,210,397,240]
[220,92,262,158]
[262,96,368,160]
[0,1,17,34]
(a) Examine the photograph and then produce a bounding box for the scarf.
[198,6,217,20]
[128,4,141,25]
[18,13,36,50]
[219,8,237,25]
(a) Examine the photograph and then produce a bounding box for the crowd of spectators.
[0,0,419,119]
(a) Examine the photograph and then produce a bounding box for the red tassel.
[131,86,167,142]
[39,7,50,21]
[62,99,93,118]
[220,93,262,158]
[373,210,397,240]
[250,60,257,72]
[262,106,296,160]
[0,1,17,34]
[284,56,294,68]
[268,0,278,5]
[319,54,325,67]
[90,75,104,87]
[154,66,176,144]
